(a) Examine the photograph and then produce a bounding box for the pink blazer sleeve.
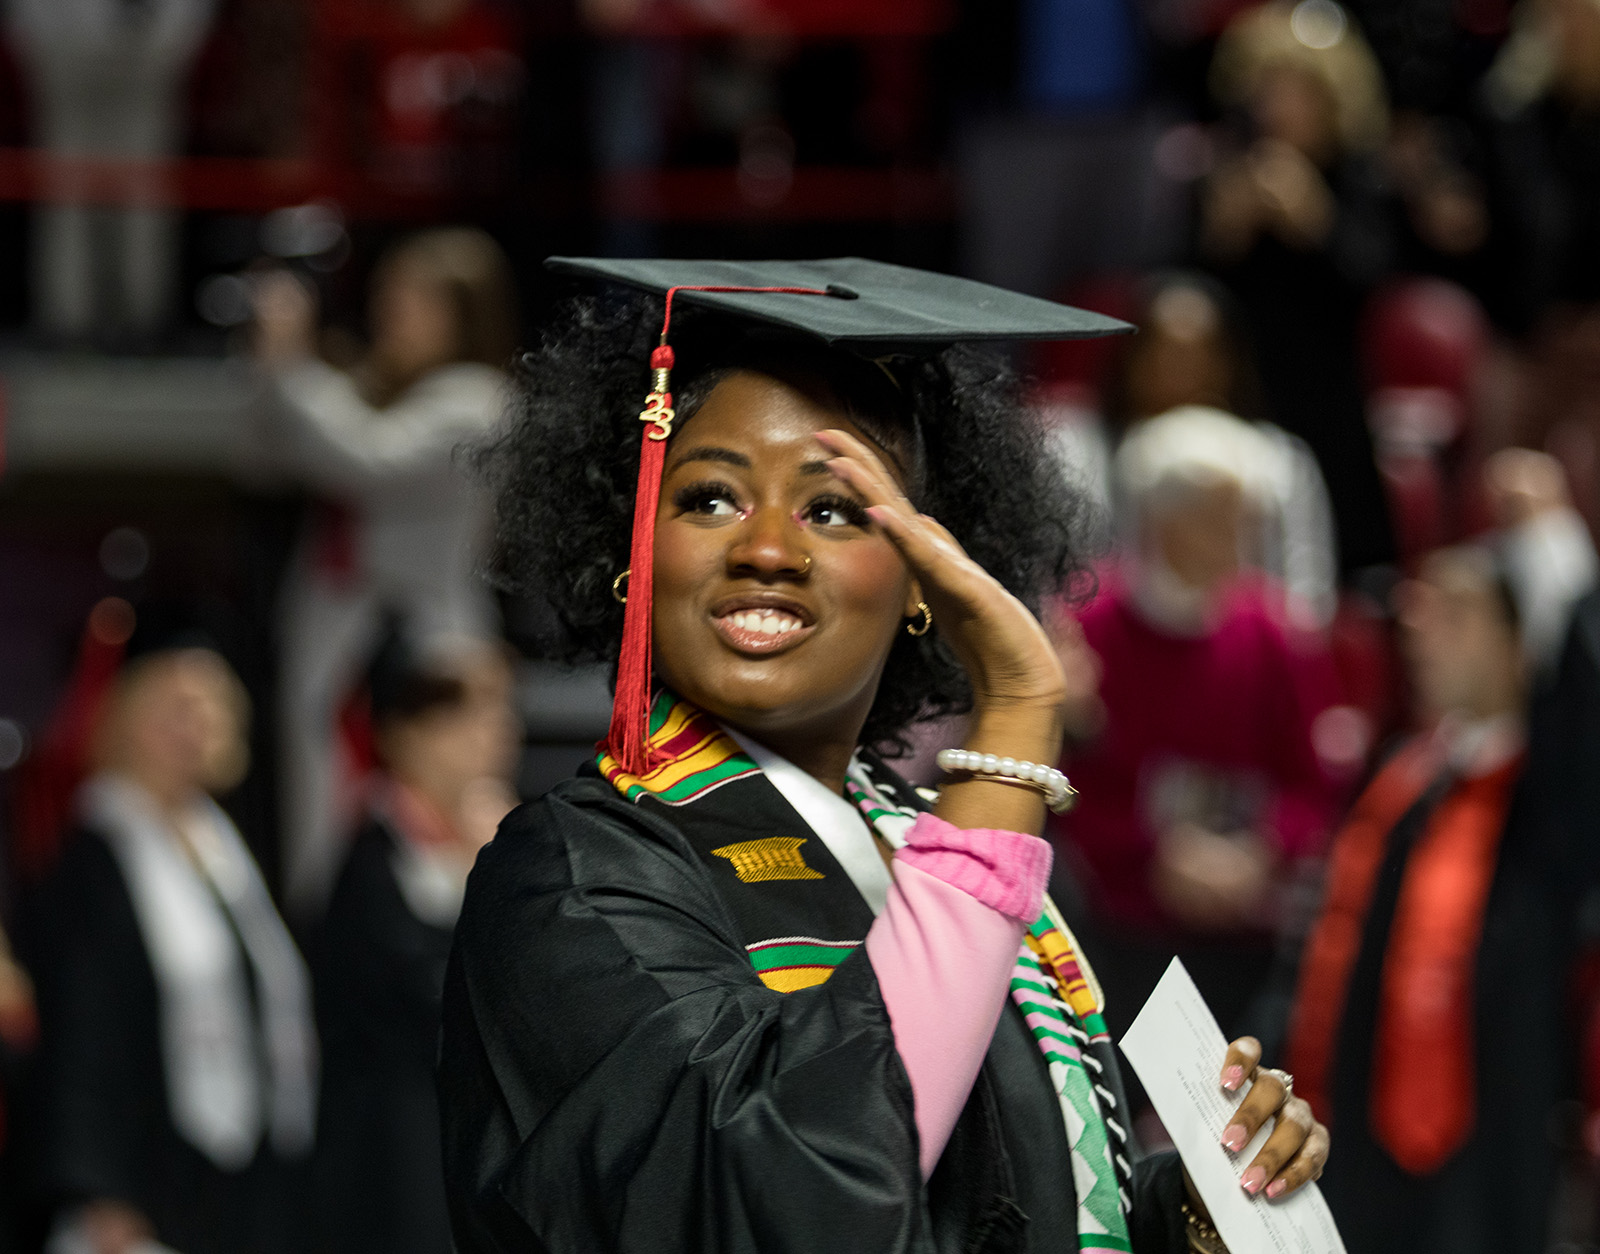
[862,813,1051,1178]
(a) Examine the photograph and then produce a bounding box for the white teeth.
[724,609,803,636]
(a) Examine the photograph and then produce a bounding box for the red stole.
[1286,737,1521,1174]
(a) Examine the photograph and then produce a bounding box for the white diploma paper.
[1120,958,1347,1254]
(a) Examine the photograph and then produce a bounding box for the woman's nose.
[726,506,810,579]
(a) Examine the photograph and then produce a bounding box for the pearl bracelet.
[935,748,1078,813]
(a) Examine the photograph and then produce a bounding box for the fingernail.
[1222,1065,1245,1091]
[1240,1166,1266,1195]
[1266,1179,1286,1199]
[1221,1123,1247,1152]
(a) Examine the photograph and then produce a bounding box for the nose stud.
[797,554,812,575]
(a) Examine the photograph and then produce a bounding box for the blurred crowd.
[4,0,1600,1252]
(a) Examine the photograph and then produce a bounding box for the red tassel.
[605,283,832,774]
[607,429,667,776]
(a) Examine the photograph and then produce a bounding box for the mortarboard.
[545,256,1134,776]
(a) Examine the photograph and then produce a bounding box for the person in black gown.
[313,630,519,1254]
[25,624,316,1254]
[1286,544,1583,1254]
[437,259,1342,1254]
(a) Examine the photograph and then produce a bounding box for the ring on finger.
[1260,1067,1294,1102]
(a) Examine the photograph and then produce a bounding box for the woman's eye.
[804,495,870,529]
[673,482,744,517]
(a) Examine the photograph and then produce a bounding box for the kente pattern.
[596,693,759,804]
[746,935,860,992]
[847,758,1134,1253]
[712,838,826,884]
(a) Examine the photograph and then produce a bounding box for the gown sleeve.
[438,787,931,1254]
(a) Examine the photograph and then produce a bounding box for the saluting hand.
[817,428,1068,835]
[814,428,1067,720]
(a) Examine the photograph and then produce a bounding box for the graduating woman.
[440,259,1332,1253]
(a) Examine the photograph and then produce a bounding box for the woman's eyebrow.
[671,446,750,470]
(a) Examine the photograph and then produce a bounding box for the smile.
[709,597,818,655]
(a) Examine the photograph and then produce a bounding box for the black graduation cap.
[548,255,1133,778]
[545,256,1133,350]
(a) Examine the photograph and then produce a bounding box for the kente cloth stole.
[847,764,1134,1253]
[600,691,1135,1252]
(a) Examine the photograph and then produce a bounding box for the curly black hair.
[475,285,1090,754]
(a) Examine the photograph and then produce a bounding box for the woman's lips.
[711,606,817,655]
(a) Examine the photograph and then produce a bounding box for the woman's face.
[1252,65,1338,161]
[101,650,250,799]
[371,264,458,379]
[650,370,920,745]
[1125,285,1233,419]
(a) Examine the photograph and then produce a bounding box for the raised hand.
[817,427,1068,834]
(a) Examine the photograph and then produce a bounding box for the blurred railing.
[0,148,954,222]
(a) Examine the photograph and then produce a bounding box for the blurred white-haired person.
[1049,405,1342,1044]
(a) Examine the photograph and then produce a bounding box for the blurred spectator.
[1485,446,1599,668]
[251,227,516,912]
[1482,0,1600,333]
[1103,271,1266,430]
[1384,112,1494,303]
[312,628,518,1254]
[1285,534,1587,1254]
[1203,0,1398,574]
[1106,273,1339,623]
[25,624,315,1254]
[1,0,216,345]
[1053,406,1340,1041]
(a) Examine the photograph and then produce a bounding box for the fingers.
[1220,1036,1261,1093]
[1219,1060,1283,1154]
[814,428,911,514]
[815,429,980,586]
[1235,1096,1313,1197]
[1262,1105,1329,1201]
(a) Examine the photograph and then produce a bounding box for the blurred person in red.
[251,227,517,914]
[311,625,518,1254]
[24,613,316,1254]
[1053,405,1340,1042]
[1202,0,1398,576]
[1284,541,1560,1254]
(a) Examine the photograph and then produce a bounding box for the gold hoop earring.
[906,601,933,637]
[612,570,630,604]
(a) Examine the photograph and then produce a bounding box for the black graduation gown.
[23,826,302,1254]
[439,759,1191,1254]
[313,815,458,1254]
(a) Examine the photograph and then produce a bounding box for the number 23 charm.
[640,391,675,441]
